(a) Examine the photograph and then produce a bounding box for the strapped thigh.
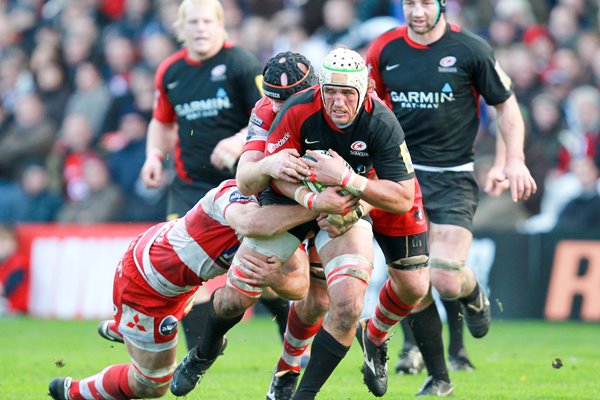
[429,258,465,271]
[131,358,177,388]
[324,253,373,288]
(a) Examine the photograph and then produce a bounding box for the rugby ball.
[301,150,351,194]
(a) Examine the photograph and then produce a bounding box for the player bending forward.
[48,179,349,400]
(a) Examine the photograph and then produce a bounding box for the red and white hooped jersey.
[243,96,277,153]
[131,179,256,297]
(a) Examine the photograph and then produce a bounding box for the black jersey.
[154,44,263,185]
[265,86,414,183]
[367,24,513,167]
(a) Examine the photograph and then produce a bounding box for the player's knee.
[329,295,364,331]
[429,258,465,299]
[214,286,255,318]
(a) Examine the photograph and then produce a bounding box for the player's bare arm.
[225,201,318,238]
[492,94,538,201]
[236,148,310,196]
[234,252,309,300]
[141,118,177,188]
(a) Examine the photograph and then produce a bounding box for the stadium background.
[1,0,599,323]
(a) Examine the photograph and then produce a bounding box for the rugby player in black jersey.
[257,47,432,400]
[138,0,282,352]
[366,0,537,395]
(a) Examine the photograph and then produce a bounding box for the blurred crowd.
[0,0,599,233]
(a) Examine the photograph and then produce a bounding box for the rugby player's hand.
[141,153,164,188]
[326,203,365,234]
[211,133,244,172]
[303,149,352,186]
[260,148,310,183]
[484,164,510,197]
[314,186,359,215]
[236,253,283,288]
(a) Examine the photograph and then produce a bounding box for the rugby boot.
[395,346,425,375]
[356,318,388,397]
[48,377,72,400]
[265,369,300,400]
[462,288,491,338]
[97,320,124,343]
[416,376,454,397]
[448,348,475,371]
[170,337,228,396]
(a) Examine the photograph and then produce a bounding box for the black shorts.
[166,177,216,220]
[374,231,428,267]
[415,169,479,232]
[259,186,318,241]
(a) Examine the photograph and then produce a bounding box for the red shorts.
[112,242,198,351]
[371,178,427,237]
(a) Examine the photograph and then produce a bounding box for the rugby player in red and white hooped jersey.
[48,179,353,400]
[140,0,264,350]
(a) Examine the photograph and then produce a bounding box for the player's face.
[270,98,285,114]
[403,0,439,35]
[322,85,360,126]
[181,2,225,60]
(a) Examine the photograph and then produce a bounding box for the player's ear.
[367,78,376,92]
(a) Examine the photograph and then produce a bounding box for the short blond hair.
[174,0,226,43]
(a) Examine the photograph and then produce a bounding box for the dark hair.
[262,51,317,100]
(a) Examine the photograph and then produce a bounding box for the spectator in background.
[103,111,166,222]
[64,61,112,139]
[0,224,28,315]
[0,93,56,180]
[101,33,137,98]
[55,156,123,223]
[552,156,600,233]
[139,31,177,71]
[32,61,71,126]
[47,113,100,203]
[102,65,154,134]
[12,162,63,223]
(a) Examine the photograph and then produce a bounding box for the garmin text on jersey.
[174,88,233,120]
[389,83,455,109]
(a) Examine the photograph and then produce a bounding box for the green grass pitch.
[1,316,599,399]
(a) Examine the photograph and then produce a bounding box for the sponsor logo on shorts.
[159,316,178,336]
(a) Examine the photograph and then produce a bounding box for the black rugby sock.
[461,282,481,305]
[196,293,243,359]
[400,317,418,351]
[293,328,349,400]
[442,299,465,356]
[406,302,450,383]
[259,296,290,340]
[181,303,209,350]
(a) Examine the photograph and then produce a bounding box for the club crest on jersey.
[438,56,457,73]
[350,140,368,157]
[229,191,252,203]
[211,64,227,81]
[159,316,178,336]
